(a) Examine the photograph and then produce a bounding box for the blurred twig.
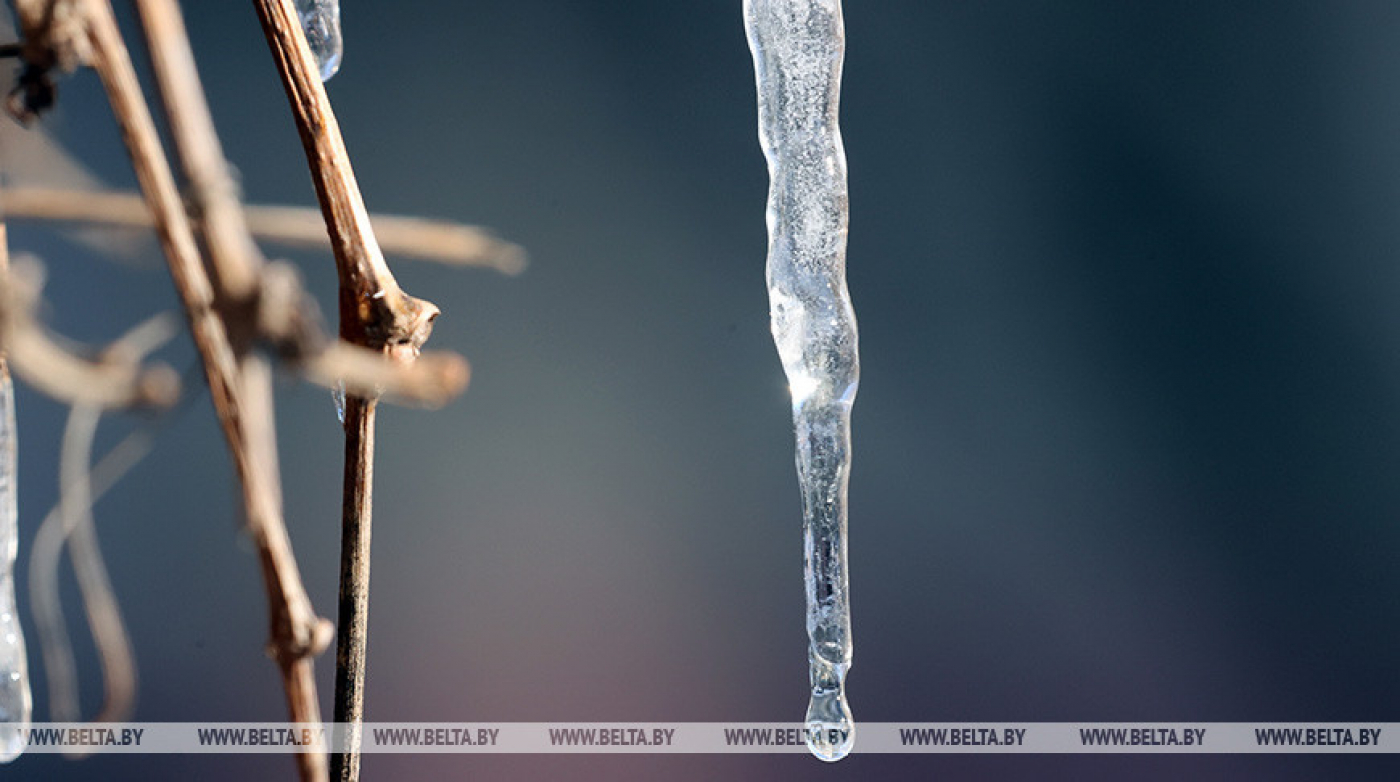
[0,187,526,272]
[0,254,181,409]
[27,310,177,759]
[78,2,335,780]
[5,5,511,781]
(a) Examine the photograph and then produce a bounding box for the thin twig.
[334,392,373,782]
[27,311,176,758]
[251,3,448,779]
[0,256,180,409]
[77,4,332,781]
[0,186,526,272]
[252,0,439,352]
[28,403,164,738]
[249,204,525,274]
[305,341,468,408]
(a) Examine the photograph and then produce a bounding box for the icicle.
[0,366,32,762]
[333,380,347,425]
[744,0,858,762]
[296,0,343,81]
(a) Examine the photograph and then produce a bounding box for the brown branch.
[0,187,526,272]
[251,204,526,274]
[252,0,438,351]
[333,392,373,782]
[304,342,469,407]
[134,0,259,301]
[0,255,180,409]
[252,2,455,779]
[78,4,331,782]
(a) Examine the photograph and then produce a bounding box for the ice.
[296,0,343,81]
[333,380,347,425]
[0,370,31,762]
[744,0,858,762]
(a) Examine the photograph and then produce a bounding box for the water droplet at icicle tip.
[806,654,855,761]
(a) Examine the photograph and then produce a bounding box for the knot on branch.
[268,615,334,667]
[254,260,328,361]
[341,286,439,355]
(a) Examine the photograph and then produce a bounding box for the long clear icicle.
[0,364,32,762]
[744,0,859,762]
[296,0,343,81]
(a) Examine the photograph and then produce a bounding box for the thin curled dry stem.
[19,291,176,761]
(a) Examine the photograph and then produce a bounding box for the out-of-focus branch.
[7,0,88,121]
[76,4,332,782]
[305,342,468,407]
[0,254,180,409]
[0,186,526,272]
[250,204,525,275]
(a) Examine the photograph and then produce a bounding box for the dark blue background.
[5,1,1400,778]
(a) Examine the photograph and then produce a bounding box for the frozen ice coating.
[0,369,31,762]
[296,0,343,81]
[743,0,859,762]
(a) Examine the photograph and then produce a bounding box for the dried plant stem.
[132,0,260,300]
[252,3,446,780]
[250,0,439,350]
[80,3,331,781]
[0,256,180,409]
[0,186,527,272]
[334,394,375,782]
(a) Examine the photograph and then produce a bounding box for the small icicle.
[332,380,347,425]
[744,0,859,762]
[296,0,343,81]
[0,366,32,762]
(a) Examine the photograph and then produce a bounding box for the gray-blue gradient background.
[6,1,1400,779]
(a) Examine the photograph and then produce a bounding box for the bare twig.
[131,0,260,302]
[76,4,332,781]
[26,310,174,760]
[304,342,468,407]
[334,391,373,781]
[38,407,129,735]
[251,2,452,779]
[249,204,525,274]
[0,186,527,272]
[252,0,439,352]
[0,256,180,409]
[28,407,162,737]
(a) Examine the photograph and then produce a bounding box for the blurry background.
[5,0,1400,779]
